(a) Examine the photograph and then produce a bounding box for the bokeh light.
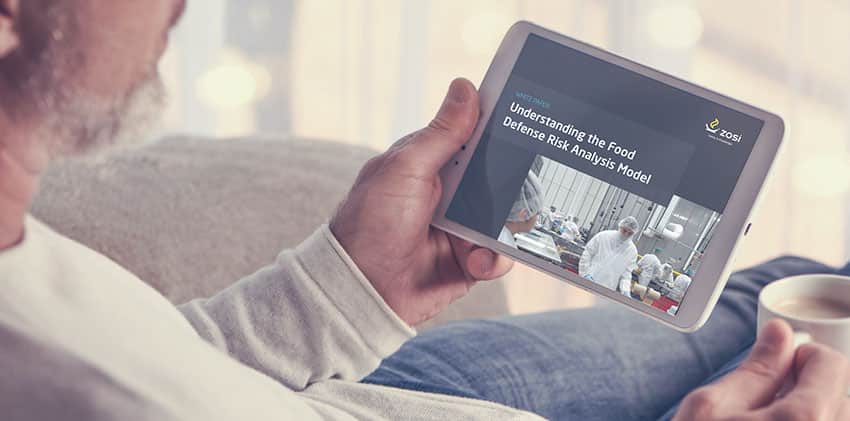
[462,11,515,55]
[196,50,272,109]
[793,154,850,196]
[645,3,704,49]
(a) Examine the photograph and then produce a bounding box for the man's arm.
[618,250,638,296]
[578,236,597,277]
[179,225,414,392]
[618,273,632,297]
[179,79,512,390]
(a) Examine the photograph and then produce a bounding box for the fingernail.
[447,79,471,103]
[479,252,494,274]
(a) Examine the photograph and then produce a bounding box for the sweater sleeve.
[178,224,415,391]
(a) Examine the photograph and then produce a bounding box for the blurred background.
[157,0,850,313]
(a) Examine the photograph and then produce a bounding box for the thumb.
[710,319,796,411]
[402,78,480,175]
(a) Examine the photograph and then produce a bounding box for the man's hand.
[330,78,513,326]
[675,319,850,420]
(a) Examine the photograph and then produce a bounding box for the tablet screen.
[446,34,764,315]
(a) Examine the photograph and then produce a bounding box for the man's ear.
[0,0,20,58]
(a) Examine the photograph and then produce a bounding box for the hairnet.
[618,216,639,233]
[639,254,660,266]
[506,171,544,222]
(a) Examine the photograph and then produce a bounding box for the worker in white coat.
[559,220,580,242]
[579,217,639,296]
[537,206,557,230]
[669,274,692,302]
[659,264,674,286]
[635,254,662,287]
[498,171,544,248]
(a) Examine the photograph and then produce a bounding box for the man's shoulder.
[0,321,167,421]
[599,230,619,239]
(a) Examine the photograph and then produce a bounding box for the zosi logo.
[704,117,743,144]
[705,118,720,134]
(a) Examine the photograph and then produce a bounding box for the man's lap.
[363,256,837,420]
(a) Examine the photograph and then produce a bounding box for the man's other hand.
[675,319,850,420]
[330,78,513,326]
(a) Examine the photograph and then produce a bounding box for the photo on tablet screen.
[445,33,765,315]
[496,155,720,314]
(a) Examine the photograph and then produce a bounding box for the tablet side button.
[744,223,752,236]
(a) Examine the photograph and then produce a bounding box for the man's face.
[619,227,635,239]
[0,0,186,156]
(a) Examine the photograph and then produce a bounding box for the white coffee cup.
[757,274,850,395]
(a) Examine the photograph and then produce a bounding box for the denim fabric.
[655,260,850,420]
[363,256,838,420]
[656,346,750,420]
[838,261,850,276]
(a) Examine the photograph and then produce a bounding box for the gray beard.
[40,73,167,158]
[3,2,167,159]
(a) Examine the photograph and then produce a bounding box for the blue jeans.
[363,256,847,420]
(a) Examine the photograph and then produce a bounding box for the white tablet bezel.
[432,21,784,332]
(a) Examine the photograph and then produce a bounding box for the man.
[579,216,640,297]
[660,263,675,286]
[538,205,557,231]
[498,171,544,248]
[669,274,692,303]
[0,2,847,420]
[636,253,663,287]
[559,216,580,242]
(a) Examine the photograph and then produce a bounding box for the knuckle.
[427,114,461,138]
[800,342,850,369]
[375,148,409,174]
[362,155,383,172]
[798,342,831,356]
[354,155,385,183]
[681,387,722,418]
[390,133,414,149]
[385,133,420,163]
[771,402,821,421]
[737,356,779,382]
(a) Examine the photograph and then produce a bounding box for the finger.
[398,78,479,175]
[771,343,850,419]
[793,343,850,390]
[446,235,512,281]
[709,319,797,411]
[445,235,480,282]
[839,397,850,420]
[466,248,513,280]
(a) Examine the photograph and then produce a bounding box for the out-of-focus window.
[159,0,850,313]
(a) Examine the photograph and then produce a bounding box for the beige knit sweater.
[0,217,543,420]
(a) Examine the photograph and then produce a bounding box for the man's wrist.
[294,225,416,350]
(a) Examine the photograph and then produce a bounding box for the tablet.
[433,21,784,331]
